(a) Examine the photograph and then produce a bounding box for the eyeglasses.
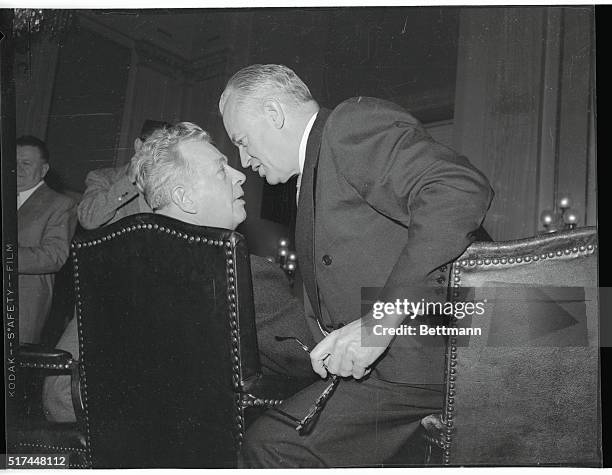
[270,335,340,435]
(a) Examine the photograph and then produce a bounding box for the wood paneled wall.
[453,7,595,240]
[14,39,59,139]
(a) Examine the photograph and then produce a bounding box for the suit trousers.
[249,309,443,467]
[241,374,443,467]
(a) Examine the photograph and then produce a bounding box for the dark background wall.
[12,6,596,241]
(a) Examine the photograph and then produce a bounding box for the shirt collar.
[298,112,318,175]
[17,180,44,209]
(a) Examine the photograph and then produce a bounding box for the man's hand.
[309,317,389,380]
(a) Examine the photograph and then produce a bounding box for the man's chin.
[265,175,288,185]
[233,209,247,228]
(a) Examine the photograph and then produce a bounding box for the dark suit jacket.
[18,183,77,343]
[77,164,151,230]
[296,97,494,385]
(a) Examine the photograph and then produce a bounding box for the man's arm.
[310,98,493,378]
[250,256,315,378]
[77,165,138,230]
[19,197,77,275]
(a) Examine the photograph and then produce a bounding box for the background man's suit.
[243,97,494,467]
[18,183,77,343]
[77,164,151,230]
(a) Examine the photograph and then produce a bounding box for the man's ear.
[262,98,285,129]
[171,186,196,214]
[41,163,50,178]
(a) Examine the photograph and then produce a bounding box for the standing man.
[77,119,171,229]
[219,64,494,467]
[17,136,77,343]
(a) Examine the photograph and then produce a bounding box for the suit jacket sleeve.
[19,195,77,275]
[328,98,494,303]
[77,165,138,230]
[249,256,315,376]
[250,255,306,332]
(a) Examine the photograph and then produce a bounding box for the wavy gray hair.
[219,64,314,114]
[133,122,212,211]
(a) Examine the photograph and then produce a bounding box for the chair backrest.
[443,227,600,466]
[71,214,260,468]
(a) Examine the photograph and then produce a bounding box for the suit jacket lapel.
[295,108,331,324]
[18,183,50,229]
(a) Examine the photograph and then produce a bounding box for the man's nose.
[239,148,251,168]
[232,168,246,186]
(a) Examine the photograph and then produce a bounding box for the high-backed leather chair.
[423,227,600,466]
[9,213,289,468]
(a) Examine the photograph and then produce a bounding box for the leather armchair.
[8,213,294,468]
[423,227,600,466]
[9,345,88,467]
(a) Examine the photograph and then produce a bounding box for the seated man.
[76,119,171,230]
[43,122,315,422]
[17,135,77,344]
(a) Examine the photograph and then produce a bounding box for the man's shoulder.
[86,164,129,182]
[325,96,423,137]
[331,96,417,119]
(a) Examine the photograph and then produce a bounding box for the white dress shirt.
[296,112,318,204]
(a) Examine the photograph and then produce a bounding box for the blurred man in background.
[77,119,171,229]
[17,135,77,344]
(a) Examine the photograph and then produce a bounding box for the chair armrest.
[421,413,453,450]
[18,344,75,369]
[241,374,304,407]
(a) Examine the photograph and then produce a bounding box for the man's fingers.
[326,351,342,375]
[310,336,336,378]
[352,363,367,380]
[337,353,354,377]
[310,355,328,378]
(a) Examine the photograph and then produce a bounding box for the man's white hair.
[219,64,314,115]
[133,122,212,211]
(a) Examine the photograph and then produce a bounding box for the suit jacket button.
[322,255,332,266]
